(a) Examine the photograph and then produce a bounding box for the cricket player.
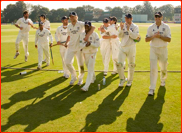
[64,11,95,85]
[117,13,139,87]
[35,22,53,70]
[14,10,36,61]
[100,16,120,75]
[99,18,118,76]
[39,14,50,30]
[146,12,171,96]
[80,21,100,91]
[55,16,70,79]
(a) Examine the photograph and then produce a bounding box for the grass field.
[1,23,181,132]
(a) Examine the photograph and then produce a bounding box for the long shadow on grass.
[126,86,166,132]
[1,72,119,132]
[1,62,25,71]
[1,63,46,83]
[80,86,131,132]
[1,76,67,109]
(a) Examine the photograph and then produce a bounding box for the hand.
[64,44,68,48]
[33,27,38,29]
[110,35,117,39]
[50,43,53,47]
[35,45,37,48]
[57,41,61,45]
[120,22,124,30]
[20,27,23,30]
[153,31,161,38]
[126,23,130,31]
[85,42,91,47]
[98,27,101,31]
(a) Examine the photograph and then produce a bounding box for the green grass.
[1,23,181,132]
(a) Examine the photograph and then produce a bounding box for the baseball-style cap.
[69,11,77,16]
[125,13,132,18]
[84,21,92,27]
[39,22,44,25]
[155,12,163,17]
[39,14,46,18]
[103,18,109,23]
[61,16,69,20]
[109,16,117,23]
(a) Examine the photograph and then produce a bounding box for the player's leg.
[43,44,50,66]
[76,50,85,85]
[149,47,158,95]
[127,45,136,86]
[111,41,119,74]
[37,45,43,69]
[14,32,23,59]
[22,33,29,61]
[81,53,96,91]
[117,47,127,87]
[159,47,168,86]
[60,46,70,78]
[65,48,77,85]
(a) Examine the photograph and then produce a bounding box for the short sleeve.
[165,25,171,38]
[15,18,21,25]
[146,27,152,38]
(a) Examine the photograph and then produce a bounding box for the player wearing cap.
[55,16,70,78]
[146,12,171,96]
[117,13,139,87]
[14,10,36,61]
[39,14,50,30]
[35,22,53,70]
[99,18,118,76]
[101,16,120,75]
[64,11,95,85]
[80,21,100,91]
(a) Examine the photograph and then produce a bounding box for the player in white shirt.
[99,18,118,76]
[64,12,95,85]
[80,21,100,91]
[14,10,36,61]
[35,22,53,70]
[117,13,139,87]
[146,12,171,96]
[39,14,50,30]
[100,16,120,75]
[55,16,70,79]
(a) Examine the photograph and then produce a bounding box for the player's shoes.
[104,72,107,76]
[64,74,69,79]
[119,78,127,87]
[37,66,42,70]
[81,86,88,92]
[69,78,77,85]
[126,81,132,86]
[161,81,165,86]
[46,63,50,67]
[25,56,28,62]
[111,71,118,75]
[42,59,46,63]
[14,52,20,59]
[148,89,154,96]
[77,80,83,85]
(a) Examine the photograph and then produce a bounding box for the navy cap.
[125,13,132,18]
[61,16,69,20]
[39,22,44,25]
[69,11,77,16]
[84,21,92,27]
[109,16,117,23]
[39,14,46,19]
[155,12,162,17]
[103,18,109,23]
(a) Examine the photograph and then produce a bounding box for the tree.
[141,1,154,20]
[132,5,143,14]
[93,8,104,19]
[157,4,174,21]
[122,6,132,14]
[75,7,85,21]
[82,5,94,12]
[105,6,112,11]
[110,7,123,20]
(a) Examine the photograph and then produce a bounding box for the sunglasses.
[155,15,161,18]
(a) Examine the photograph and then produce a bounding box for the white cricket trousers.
[15,32,29,56]
[117,44,136,81]
[60,46,70,76]
[65,48,84,81]
[100,40,111,72]
[83,53,96,89]
[38,44,50,67]
[150,46,168,90]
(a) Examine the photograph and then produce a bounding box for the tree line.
[1,1,181,23]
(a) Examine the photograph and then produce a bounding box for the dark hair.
[23,10,28,16]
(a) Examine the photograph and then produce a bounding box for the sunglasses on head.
[155,15,161,18]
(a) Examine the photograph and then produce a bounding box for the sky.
[1,1,181,11]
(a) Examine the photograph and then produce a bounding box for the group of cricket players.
[14,10,171,96]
